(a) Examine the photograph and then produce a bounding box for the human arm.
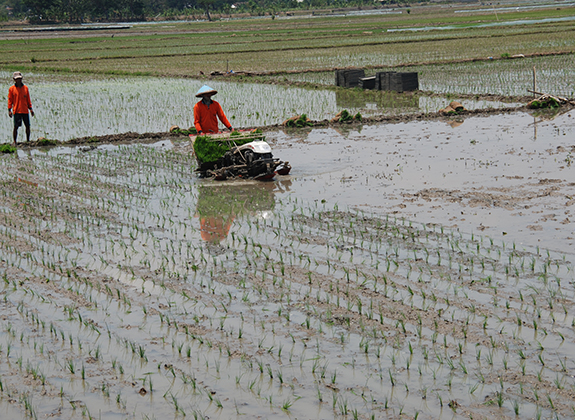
[193,103,203,134]
[26,88,34,117]
[215,103,232,131]
[8,87,13,117]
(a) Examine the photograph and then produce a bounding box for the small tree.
[197,0,218,20]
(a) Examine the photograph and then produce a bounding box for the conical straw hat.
[196,85,218,97]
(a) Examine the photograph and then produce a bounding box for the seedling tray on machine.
[190,131,265,172]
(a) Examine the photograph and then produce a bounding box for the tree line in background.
[0,0,418,23]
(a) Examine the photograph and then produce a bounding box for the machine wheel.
[244,150,254,166]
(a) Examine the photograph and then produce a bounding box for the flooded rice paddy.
[1,108,575,419]
[0,72,528,143]
[386,15,575,32]
[282,54,575,99]
[4,53,573,144]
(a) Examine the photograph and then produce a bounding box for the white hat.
[195,85,217,97]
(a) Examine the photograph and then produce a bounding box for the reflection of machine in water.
[196,180,291,243]
[529,107,572,141]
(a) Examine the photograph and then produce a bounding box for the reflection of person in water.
[200,215,234,243]
[196,180,291,244]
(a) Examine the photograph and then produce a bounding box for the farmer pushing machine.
[190,85,290,180]
[193,85,233,135]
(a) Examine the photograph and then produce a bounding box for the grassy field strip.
[1,6,574,77]
[2,25,573,64]
[0,25,569,62]
[11,29,574,75]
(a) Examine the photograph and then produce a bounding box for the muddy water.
[270,109,575,253]
[1,109,575,419]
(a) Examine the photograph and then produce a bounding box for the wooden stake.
[533,66,536,98]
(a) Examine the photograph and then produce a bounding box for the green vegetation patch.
[528,97,560,109]
[37,138,60,146]
[337,110,362,122]
[285,114,312,127]
[171,127,198,136]
[0,144,16,154]
[193,130,264,164]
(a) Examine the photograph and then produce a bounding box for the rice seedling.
[0,118,574,420]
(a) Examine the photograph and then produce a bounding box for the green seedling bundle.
[192,130,264,164]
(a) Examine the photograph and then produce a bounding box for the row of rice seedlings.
[5,54,564,145]
[168,221,544,416]
[3,143,575,418]
[0,75,339,142]
[9,264,332,417]
[0,146,378,416]
[214,196,575,418]
[0,283,230,418]
[0,189,311,418]
[0,147,329,417]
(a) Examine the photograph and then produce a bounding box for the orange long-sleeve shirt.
[8,84,32,114]
[193,99,231,134]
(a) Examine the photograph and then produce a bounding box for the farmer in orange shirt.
[8,71,34,146]
[193,85,233,135]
